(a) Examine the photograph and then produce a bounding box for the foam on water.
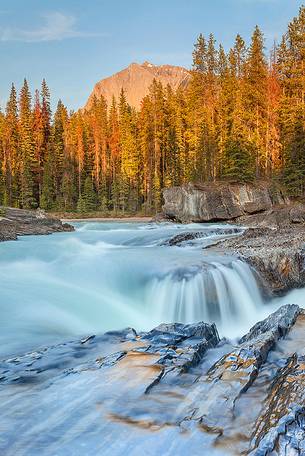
[0,221,302,357]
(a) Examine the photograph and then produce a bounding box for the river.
[0,220,303,358]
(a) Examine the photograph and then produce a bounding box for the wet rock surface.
[161,183,305,294]
[162,227,243,246]
[1,305,305,455]
[208,225,305,294]
[0,206,74,241]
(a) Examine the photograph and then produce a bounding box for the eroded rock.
[162,182,289,223]
[0,206,74,241]
[1,306,305,456]
[209,227,305,294]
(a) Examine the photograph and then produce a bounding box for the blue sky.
[0,0,303,111]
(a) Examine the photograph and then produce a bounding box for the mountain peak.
[142,61,155,67]
[85,61,190,110]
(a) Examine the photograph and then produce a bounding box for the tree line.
[0,6,304,213]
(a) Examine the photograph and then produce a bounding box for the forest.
[0,6,304,214]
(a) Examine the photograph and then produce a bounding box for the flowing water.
[0,221,303,359]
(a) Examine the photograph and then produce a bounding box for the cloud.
[0,12,103,42]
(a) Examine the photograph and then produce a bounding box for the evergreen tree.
[19,79,37,208]
[40,152,55,210]
[83,175,97,212]
[222,139,256,182]
[244,26,268,176]
[3,84,19,206]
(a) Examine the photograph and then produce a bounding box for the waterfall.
[0,221,269,356]
[147,259,264,337]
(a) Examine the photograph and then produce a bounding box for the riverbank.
[208,225,305,294]
[61,216,153,223]
[50,210,154,221]
[0,207,74,241]
[161,182,305,294]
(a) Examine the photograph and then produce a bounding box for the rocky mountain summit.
[85,61,190,110]
[0,206,74,241]
[1,305,304,455]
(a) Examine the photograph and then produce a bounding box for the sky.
[0,0,303,111]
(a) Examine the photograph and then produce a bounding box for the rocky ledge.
[1,305,305,455]
[163,212,305,294]
[162,182,289,223]
[0,206,74,241]
[161,182,305,294]
[207,224,305,294]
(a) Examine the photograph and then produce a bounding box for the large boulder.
[162,182,289,223]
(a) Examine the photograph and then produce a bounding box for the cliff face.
[162,182,289,223]
[84,61,190,110]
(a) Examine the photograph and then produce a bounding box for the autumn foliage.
[0,6,304,213]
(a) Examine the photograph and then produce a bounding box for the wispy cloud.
[0,12,103,42]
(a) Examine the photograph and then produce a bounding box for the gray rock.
[249,354,305,455]
[1,306,305,455]
[239,304,300,344]
[163,227,243,246]
[290,203,305,224]
[162,182,289,223]
[0,206,74,241]
[209,226,305,294]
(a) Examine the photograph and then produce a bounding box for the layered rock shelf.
[1,305,305,455]
[207,226,305,294]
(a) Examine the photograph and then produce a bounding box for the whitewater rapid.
[0,221,303,358]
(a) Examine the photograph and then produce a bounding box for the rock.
[239,304,300,344]
[163,227,243,246]
[185,305,301,435]
[1,306,305,455]
[290,203,305,224]
[85,61,190,111]
[208,226,305,294]
[152,212,173,223]
[0,206,74,241]
[250,354,305,455]
[232,204,305,229]
[162,182,289,223]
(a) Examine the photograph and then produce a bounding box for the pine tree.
[3,84,19,206]
[52,100,67,197]
[19,79,37,208]
[40,79,52,197]
[40,152,55,210]
[222,139,256,182]
[278,6,305,194]
[83,175,97,212]
[119,89,140,212]
[244,26,268,177]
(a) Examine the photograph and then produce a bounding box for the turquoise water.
[0,221,302,358]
